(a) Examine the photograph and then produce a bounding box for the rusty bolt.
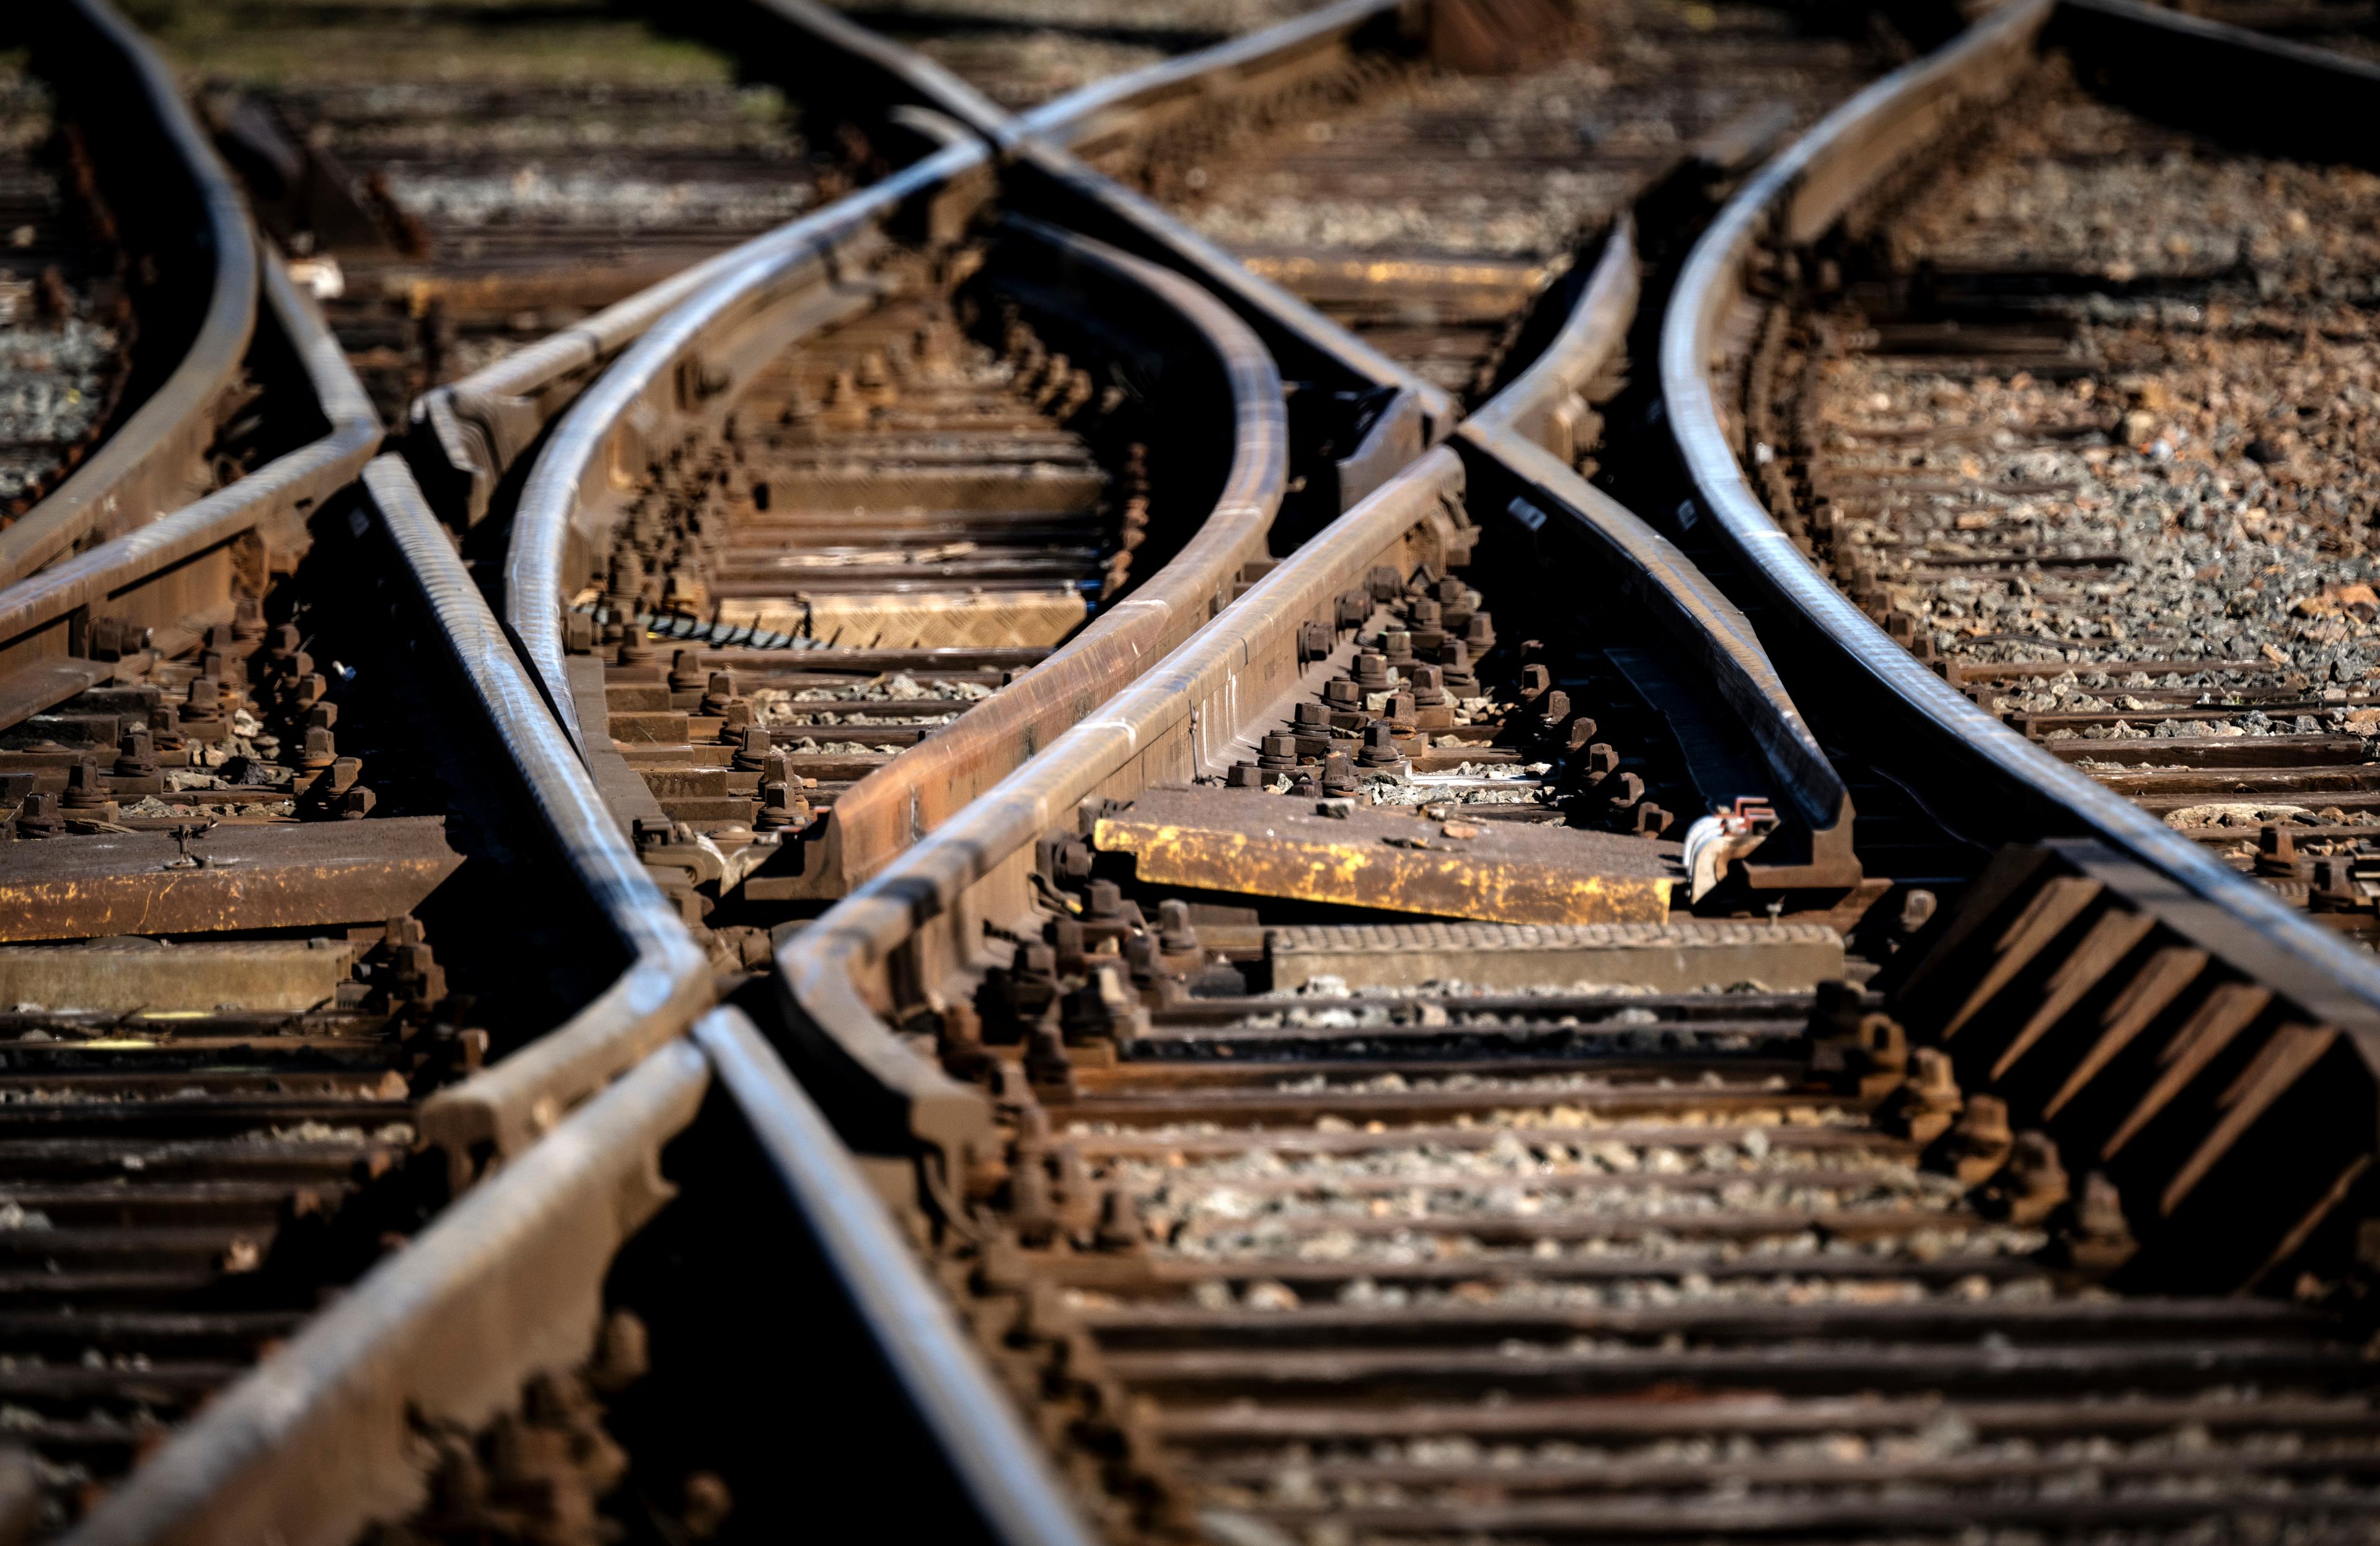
[1157,900,1199,957]
[14,791,62,838]
[1381,629,1414,666]
[1324,678,1360,710]
[1584,743,1619,780]
[1293,701,1328,729]
[1880,1046,1963,1144]
[1409,597,1441,630]
[1358,722,1401,768]
[147,706,184,752]
[1408,665,1447,709]
[2312,858,2361,912]
[1974,1130,2069,1227]
[113,728,156,778]
[1227,763,1264,788]
[1632,801,1671,837]
[1607,769,1645,808]
[2255,822,2307,879]
[670,650,707,694]
[1367,565,1401,601]
[1083,880,1124,922]
[336,786,376,819]
[61,759,109,810]
[233,596,266,641]
[1258,733,1298,771]
[1336,590,1369,629]
[1931,1093,2014,1184]
[1353,652,1390,692]
[299,727,338,771]
[1899,888,1938,934]
[1465,611,1496,652]
[1518,664,1551,700]
[1321,753,1358,797]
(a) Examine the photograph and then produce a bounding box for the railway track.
[1664,0,2380,953]
[765,430,2380,1539]
[19,0,2380,1541]
[834,0,1330,110]
[0,263,508,1532]
[720,6,2380,1541]
[0,4,255,587]
[143,0,974,425]
[1036,0,1903,409]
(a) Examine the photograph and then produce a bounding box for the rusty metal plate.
[0,815,460,942]
[1268,919,1847,992]
[1091,785,1678,926]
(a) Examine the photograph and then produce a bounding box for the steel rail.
[1001,0,1454,458]
[65,1004,1100,1546]
[1452,218,1856,870]
[1,0,259,585]
[355,457,713,1177]
[495,197,1287,905]
[0,254,379,728]
[777,365,1857,1177]
[796,216,1290,896]
[496,137,991,744]
[1659,0,2380,1038]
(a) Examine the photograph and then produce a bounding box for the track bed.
[146,0,843,420]
[1724,30,2380,943]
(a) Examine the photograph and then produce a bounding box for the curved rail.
[1659,0,2380,1036]
[498,138,990,742]
[1,0,258,584]
[0,254,378,728]
[500,174,1286,899]
[779,378,1857,1170]
[57,451,1083,1545]
[805,216,1289,894]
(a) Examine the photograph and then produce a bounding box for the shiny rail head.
[1659,0,2380,1041]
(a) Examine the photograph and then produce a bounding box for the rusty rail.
[64,1004,1093,1546]
[0,0,259,584]
[777,362,1856,1173]
[361,458,712,1175]
[496,138,992,747]
[769,217,1291,897]
[0,254,378,731]
[1659,0,2380,1036]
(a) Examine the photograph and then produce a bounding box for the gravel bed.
[1176,4,1880,260]
[1803,76,2380,836]
[1098,1128,1900,1191]
[0,66,119,505]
